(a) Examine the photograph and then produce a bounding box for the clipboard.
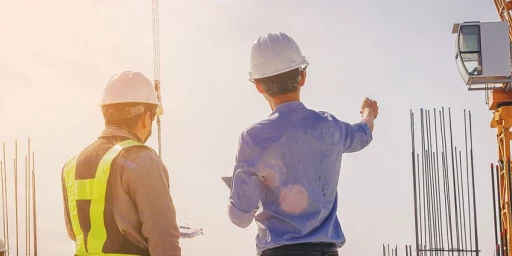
[222,176,233,189]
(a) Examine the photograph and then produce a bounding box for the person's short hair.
[255,68,301,96]
[102,102,156,130]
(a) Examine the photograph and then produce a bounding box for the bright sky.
[0,0,504,255]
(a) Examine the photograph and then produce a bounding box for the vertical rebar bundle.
[0,138,38,256]
[14,139,19,256]
[489,156,512,256]
[31,150,36,256]
[1,143,9,255]
[491,163,502,256]
[382,244,414,256]
[409,108,479,255]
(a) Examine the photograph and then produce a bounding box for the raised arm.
[339,97,378,153]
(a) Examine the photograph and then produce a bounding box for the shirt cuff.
[353,121,373,143]
[227,201,256,228]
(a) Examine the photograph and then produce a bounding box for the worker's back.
[236,101,372,252]
[62,129,151,255]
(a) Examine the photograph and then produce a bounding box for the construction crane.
[152,0,163,157]
[495,0,512,42]
[452,1,512,255]
[151,1,204,239]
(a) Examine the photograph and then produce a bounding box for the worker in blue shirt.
[227,32,378,256]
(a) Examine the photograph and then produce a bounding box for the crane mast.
[494,0,512,42]
[452,1,512,255]
[152,0,162,157]
[489,89,512,256]
[490,1,512,255]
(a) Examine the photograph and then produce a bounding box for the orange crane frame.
[494,0,512,41]
[489,1,512,254]
[490,89,512,254]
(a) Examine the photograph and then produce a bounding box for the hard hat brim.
[100,102,164,116]
[249,59,308,80]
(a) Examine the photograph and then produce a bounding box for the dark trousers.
[260,243,339,256]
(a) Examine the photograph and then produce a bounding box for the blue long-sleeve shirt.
[228,101,373,253]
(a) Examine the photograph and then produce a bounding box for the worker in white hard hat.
[60,71,181,256]
[228,32,378,256]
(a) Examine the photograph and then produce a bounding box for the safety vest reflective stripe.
[64,155,86,255]
[76,179,95,200]
[64,140,143,256]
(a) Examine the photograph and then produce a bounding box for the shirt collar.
[99,125,143,143]
[271,101,306,115]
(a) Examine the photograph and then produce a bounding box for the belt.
[261,242,338,255]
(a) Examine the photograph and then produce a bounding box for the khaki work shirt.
[61,126,181,256]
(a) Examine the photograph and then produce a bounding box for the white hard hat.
[249,32,308,81]
[100,71,163,116]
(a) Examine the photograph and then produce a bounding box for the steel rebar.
[497,163,505,256]
[2,143,9,254]
[507,159,512,256]
[440,109,454,256]
[411,110,420,256]
[27,138,31,256]
[448,109,461,255]
[434,109,446,252]
[25,155,28,256]
[408,108,480,256]
[468,111,479,255]
[458,150,468,255]
[454,147,463,254]
[420,109,432,250]
[463,110,473,254]
[418,153,423,255]
[427,110,441,254]
[425,110,435,254]
[492,164,500,256]
[32,150,37,256]
[0,139,37,256]
[14,140,19,256]
[0,160,5,247]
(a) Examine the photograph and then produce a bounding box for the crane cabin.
[452,21,512,90]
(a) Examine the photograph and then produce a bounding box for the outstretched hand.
[360,97,378,119]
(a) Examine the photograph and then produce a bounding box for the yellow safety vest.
[63,140,143,256]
